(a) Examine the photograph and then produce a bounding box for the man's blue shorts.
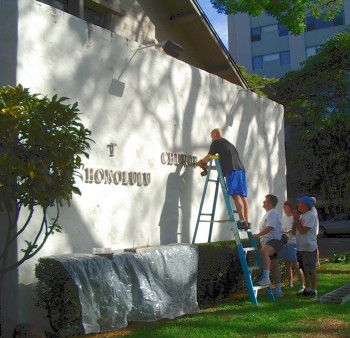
[225,170,247,197]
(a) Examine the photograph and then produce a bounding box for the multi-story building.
[228,0,350,78]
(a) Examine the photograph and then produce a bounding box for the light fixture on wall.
[139,40,184,59]
[109,40,185,98]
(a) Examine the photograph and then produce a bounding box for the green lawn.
[86,260,350,338]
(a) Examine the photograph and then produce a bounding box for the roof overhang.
[161,0,249,88]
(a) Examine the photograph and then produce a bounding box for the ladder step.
[253,285,270,291]
[199,215,233,223]
[248,265,261,272]
[198,220,231,224]
[243,247,257,253]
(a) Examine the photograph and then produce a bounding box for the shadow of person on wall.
[159,165,184,245]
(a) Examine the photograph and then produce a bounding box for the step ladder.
[192,155,274,305]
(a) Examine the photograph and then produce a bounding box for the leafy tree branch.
[0,84,93,277]
[210,0,343,34]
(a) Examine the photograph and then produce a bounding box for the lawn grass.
[84,260,350,337]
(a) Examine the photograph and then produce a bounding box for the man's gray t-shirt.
[209,138,245,175]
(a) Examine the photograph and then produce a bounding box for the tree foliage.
[0,84,92,273]
[210,0,343,34]
[237,65,278,96]
[273,31,350,213]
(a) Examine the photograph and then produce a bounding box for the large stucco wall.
[0,0,286,333]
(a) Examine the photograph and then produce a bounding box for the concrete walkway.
[319,283,350,304]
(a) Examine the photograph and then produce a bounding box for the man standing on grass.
[292,196,318,301]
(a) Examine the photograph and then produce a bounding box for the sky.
[196,0,229,48]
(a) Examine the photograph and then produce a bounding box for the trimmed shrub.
[197,240,247,305]
[35,258,83,337]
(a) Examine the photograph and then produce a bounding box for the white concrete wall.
[0,0,286,334]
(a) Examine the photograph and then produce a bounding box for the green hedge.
[197,241,243,304]
[35,258,83,337]
[35,242,250,335]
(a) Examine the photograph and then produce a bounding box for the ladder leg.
[247,230,275,301]
[237,243,259,305]
[192,159,214,244]
[247,230,262,267]
[208,179,220,243]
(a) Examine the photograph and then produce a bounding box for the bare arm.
[293,219,310,234]
[252,226,273,240]
[198,154,211,165]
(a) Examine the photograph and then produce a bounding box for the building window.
[253,51,290,70]
[306,10,344,31]
[263,53,279,62]
[251,27,261,42]
[251,24,279,42]
[306,16,316,31]
[306,45,321,58]
[252,56,263,71]
[84,6,105,27]
[37,0,68,12]
[334,10,345,26]
[278,24,288,36]
[261,24,278,33]
[280,51,290,65]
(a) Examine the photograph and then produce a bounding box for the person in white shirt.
[292,196,318,301]
[277,201,305,292]
[253,194,287,295]
[310,196,320,266]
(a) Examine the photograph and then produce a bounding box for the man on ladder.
[197,128,249,230]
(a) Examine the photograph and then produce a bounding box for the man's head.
[263,194,278,210]
[297,196,314,213]
[211,128,223,141]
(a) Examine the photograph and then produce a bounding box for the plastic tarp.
[52,243,200,334]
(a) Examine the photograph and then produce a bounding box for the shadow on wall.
[178,168,193,243]
[159,165,184,244]
[59,201,105,254]
[158,165,194,245]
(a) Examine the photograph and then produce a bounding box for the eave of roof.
[190,0,249,88]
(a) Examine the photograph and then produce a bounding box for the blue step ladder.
[192,155,275,305]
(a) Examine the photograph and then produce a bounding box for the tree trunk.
[0,199,18,336]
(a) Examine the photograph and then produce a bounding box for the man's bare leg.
[241,195,249,223]
[231,195,244,221]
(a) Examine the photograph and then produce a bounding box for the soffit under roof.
[157,0,248,88]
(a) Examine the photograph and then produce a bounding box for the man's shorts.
[225,170,247,197]
[277,242,297,262]
[266,234,288,259]
[297,250,317,272]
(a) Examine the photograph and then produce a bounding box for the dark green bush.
[35,258,83,337]
[196,240,253,305]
